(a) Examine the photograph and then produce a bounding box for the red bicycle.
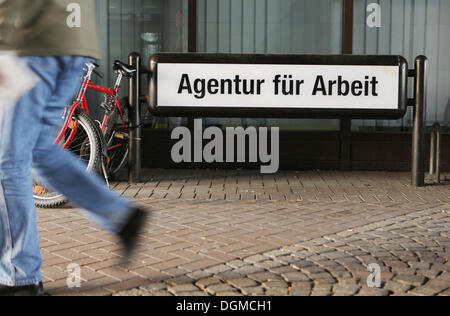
[33,60,136,208]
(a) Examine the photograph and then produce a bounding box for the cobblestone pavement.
[36,170,450,296]
[116,207,450,296]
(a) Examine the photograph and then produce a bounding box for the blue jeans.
[0,56,133,286]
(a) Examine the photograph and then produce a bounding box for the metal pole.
[435,123,441,184]
[128,52,142,183]
[411,56,428,187]
[430,125,436,176]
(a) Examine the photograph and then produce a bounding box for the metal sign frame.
[147,53,408,120]
[128,53,427,187]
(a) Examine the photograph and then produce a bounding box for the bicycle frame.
[54,65,126,150]
[87,82,125,133]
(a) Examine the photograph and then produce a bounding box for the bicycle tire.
[104,99,129,179]
[33,110,102,208]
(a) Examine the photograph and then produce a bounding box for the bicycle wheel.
[104,100,129,179]
[33,110,102,208]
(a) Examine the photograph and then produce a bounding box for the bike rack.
[429,123,441,184]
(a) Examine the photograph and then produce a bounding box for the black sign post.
[128,52,143,183]
[411,56,428,187]
[127,53,427,187]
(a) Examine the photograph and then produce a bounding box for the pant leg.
[0,57,59,286]
[0,56,134,286]
[31,56,133,234]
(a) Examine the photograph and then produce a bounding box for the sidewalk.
[37,170,450,296]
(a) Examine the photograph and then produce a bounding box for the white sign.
[157,63,400,110]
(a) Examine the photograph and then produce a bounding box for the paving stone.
[436,272,450,283]
[311,284,333,296]
[37,170,450,296]
[240,286,265,296]
[234,266,265,275]
[216,271,246,281]
[291,260,315,270]
[216,292,243,296]
[437,288,450,296]
[309,273,336,284]
[255,260,283,269]
[187,270,213,279]
[166,276,195,286]
[226,260,248,269]
[274,255,300,265]
[263,249,289,258]
[282,272,311,282]
[195,278,223,290]
[247,272,283,282]
[262,281,289,289]
[383,281,412,294]
[345,250,370,256]
[407,279,450,296]
[332,284,360,296]
[337,278,359,286]
[139,282,167,292]
[322,251,351,260]
[206,284,237,295]
[168,284,200,294]
[356,288,391,296]
[301,266,328,274]
[416,269,442,279]
[328,268,351,279]
[144,290,173,296]
[113,289,150,296]
[244,255,268,264]
[289,282,312,296]
[270,266,297,274]
[204,264,231,275]
[265,288,289,296]
[408,262,431,270]
[176,291,209,296]
[394,274,427,287]
[227,278,259,289]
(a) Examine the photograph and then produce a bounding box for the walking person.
[0,0,149,296]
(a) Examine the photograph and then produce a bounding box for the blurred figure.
[0,54,38,102]
[0,1,37,104]
[0,0,149,296]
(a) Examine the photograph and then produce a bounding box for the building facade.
[93,0,450,171]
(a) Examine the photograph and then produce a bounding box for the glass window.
[353,0,450,132]
[197,0,343,131]
[92,0,188,126]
